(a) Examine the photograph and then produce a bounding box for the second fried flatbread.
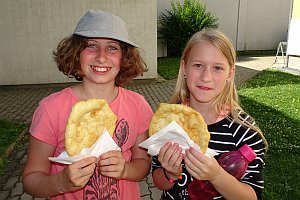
[149,103,210,153]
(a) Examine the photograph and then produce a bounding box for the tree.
[158,0,219,57]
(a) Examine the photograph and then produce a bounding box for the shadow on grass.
[239,95,300,200]
[237,50,276,58]
[240,70,300,89]
[234,65,261,87]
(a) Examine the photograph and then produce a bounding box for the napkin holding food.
[49,129,120,164]
[139,103,217,157]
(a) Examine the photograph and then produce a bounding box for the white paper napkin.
[49,129,121,164]
[139,121,218,157]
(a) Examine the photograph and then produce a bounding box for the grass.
[0,119,27,175]
[237,50,277,57]
[158,57,300,199]
[238,71,300,199]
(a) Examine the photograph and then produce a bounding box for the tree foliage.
[158,0,219,56]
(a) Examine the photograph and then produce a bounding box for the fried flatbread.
[65,99,117,156]
[149,103,210,153]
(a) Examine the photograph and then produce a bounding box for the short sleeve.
[136,98,153,135]
[29,103,57,146]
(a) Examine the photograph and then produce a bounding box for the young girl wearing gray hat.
[23,10,152,200]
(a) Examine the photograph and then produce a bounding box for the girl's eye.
[193,64,203,69]
[86,43,98,50]
[107,45,118,51]
[107,43,121,51]
[214,66,224,71]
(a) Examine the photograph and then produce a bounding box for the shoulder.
[119,87,150,106]
[208,114,265,151]
[39,87,73,108]
[119,87,145,99]
[37,87,78,117]
[209,111,255,133]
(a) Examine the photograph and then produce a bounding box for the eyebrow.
[87,39,120,44]
[214,62,226,66]
[191,59,226,65]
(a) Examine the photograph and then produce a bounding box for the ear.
[226,67,235,82]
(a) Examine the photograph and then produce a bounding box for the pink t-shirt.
[29,87,153,200]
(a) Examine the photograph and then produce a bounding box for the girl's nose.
[95,48,107,62]
[200,67,212,82]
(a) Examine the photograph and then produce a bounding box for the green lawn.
[158,57,300,199]
[238,71,300,199]
[0,119,27,174]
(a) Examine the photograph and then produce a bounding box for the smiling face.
[80,38,122,86]
[183,41,233,105]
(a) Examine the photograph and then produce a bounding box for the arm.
[152,142,183,191]
[210,168,257,200]
[22,136,97,197]
[98,131,151,181]
[185,148,257,200]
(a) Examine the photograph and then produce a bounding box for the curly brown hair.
[53,35,148,86]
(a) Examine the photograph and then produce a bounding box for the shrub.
[158,0,219,57]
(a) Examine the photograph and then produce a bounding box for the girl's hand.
[59,156,97,192]
[184,147,222,181]
[98,150,126,179]
[158,142,183,176]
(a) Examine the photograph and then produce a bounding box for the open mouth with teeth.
[91,66,112,72]
[198,85,212,90]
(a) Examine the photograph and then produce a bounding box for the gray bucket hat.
[74,10,138,47]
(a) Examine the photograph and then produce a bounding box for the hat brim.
[74,30,139,47]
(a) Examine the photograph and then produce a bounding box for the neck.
[189,99,220,125]
[74,81,118,104]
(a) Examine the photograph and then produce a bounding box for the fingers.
[75,156,98,168]
[185,148,204,169]
[99,150,120,160]
[184,148,218,180]
[173,153,183,172]
[159,142,172,156]
[60,157,97,192]
[97,150,126,179]
[163,144,181,165]
[158,142,183,173]
[98,150,123,167]
[185,163,201,180]
[184,149,203,179]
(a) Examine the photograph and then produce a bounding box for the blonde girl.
[152,29,267,200]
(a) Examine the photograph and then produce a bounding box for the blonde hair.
[170,29,268,148]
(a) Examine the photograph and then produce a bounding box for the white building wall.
[201,0,240,49]
[0,0,293,85]
[0,0,157,85]
[244,0,290,50]
[157,0,292,55]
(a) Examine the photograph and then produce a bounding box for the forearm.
[152,168,178,191]
[122,158,151,181]
[211,169,257,200]
[23,172,63,198]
